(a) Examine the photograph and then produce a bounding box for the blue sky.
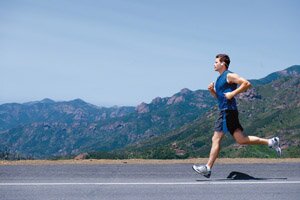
[1,0,299,106]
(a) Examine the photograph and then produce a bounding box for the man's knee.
[235,135,248,145]
[212,132,223,143]
[233,129,248,145]
[236,138,247,145]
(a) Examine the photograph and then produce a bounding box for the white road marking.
[0,181,300,186]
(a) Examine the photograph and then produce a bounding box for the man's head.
[215,53,230,68]
[214,54,230,72]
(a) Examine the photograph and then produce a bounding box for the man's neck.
[218,67,227,75]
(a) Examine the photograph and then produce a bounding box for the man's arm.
[208,82,217,98]
[224,73,251,100]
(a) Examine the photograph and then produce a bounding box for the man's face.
[214,58,223,71]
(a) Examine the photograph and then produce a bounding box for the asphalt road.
[0,162,300,200]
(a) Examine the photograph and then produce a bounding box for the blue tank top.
[215,70,238,110]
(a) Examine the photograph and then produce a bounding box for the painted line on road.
[1,181,300,186]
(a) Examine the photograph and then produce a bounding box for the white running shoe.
[269,137,281,156]
[192,165,211,178]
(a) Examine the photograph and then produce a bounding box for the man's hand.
[226,73,251,98]
[208,82,217,98]
[224,92,234,100]
[208,82,214,92]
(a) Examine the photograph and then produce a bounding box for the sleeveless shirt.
[215,70,238,110]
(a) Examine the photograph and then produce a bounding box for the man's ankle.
[206,165,211,171]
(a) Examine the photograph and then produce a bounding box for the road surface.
[0,162,299,200]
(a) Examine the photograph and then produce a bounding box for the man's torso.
[215,70,238,110]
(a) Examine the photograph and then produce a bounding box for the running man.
[193,54,281,178]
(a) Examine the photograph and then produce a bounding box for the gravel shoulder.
[1,158,300,166]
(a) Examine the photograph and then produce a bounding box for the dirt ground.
[1,158,300,166]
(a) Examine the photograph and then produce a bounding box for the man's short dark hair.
[216,54,230,68]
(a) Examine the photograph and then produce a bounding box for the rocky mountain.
[0,98,135,131]
[1,65,299,159]
[0,88,215,158]
[122,65,300,159]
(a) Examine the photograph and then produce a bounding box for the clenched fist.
[208,82,215,92]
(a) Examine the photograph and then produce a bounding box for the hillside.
[0,98,135,131]
[250,65,300,86]
[0,65,299,159]
[121,66,300,159]
[0,89,215,158]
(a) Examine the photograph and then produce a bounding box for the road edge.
[1,158,300,165]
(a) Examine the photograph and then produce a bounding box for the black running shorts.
[214,110,244,135]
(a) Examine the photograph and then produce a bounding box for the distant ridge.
[0,65,299,159]
[250,65,300,86]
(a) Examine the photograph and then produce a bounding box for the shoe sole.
[192,165,211,178]
[276,147,282,157]
[275,137,281,157]
[270,137,281,157]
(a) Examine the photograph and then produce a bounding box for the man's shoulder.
[226,70,235,75]
[226,71,240,84]
[224,70,237,77]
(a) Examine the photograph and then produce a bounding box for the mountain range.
[0,65,299,159]
[0,86,215,158]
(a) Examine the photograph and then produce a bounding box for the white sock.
[206,165,211,171]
